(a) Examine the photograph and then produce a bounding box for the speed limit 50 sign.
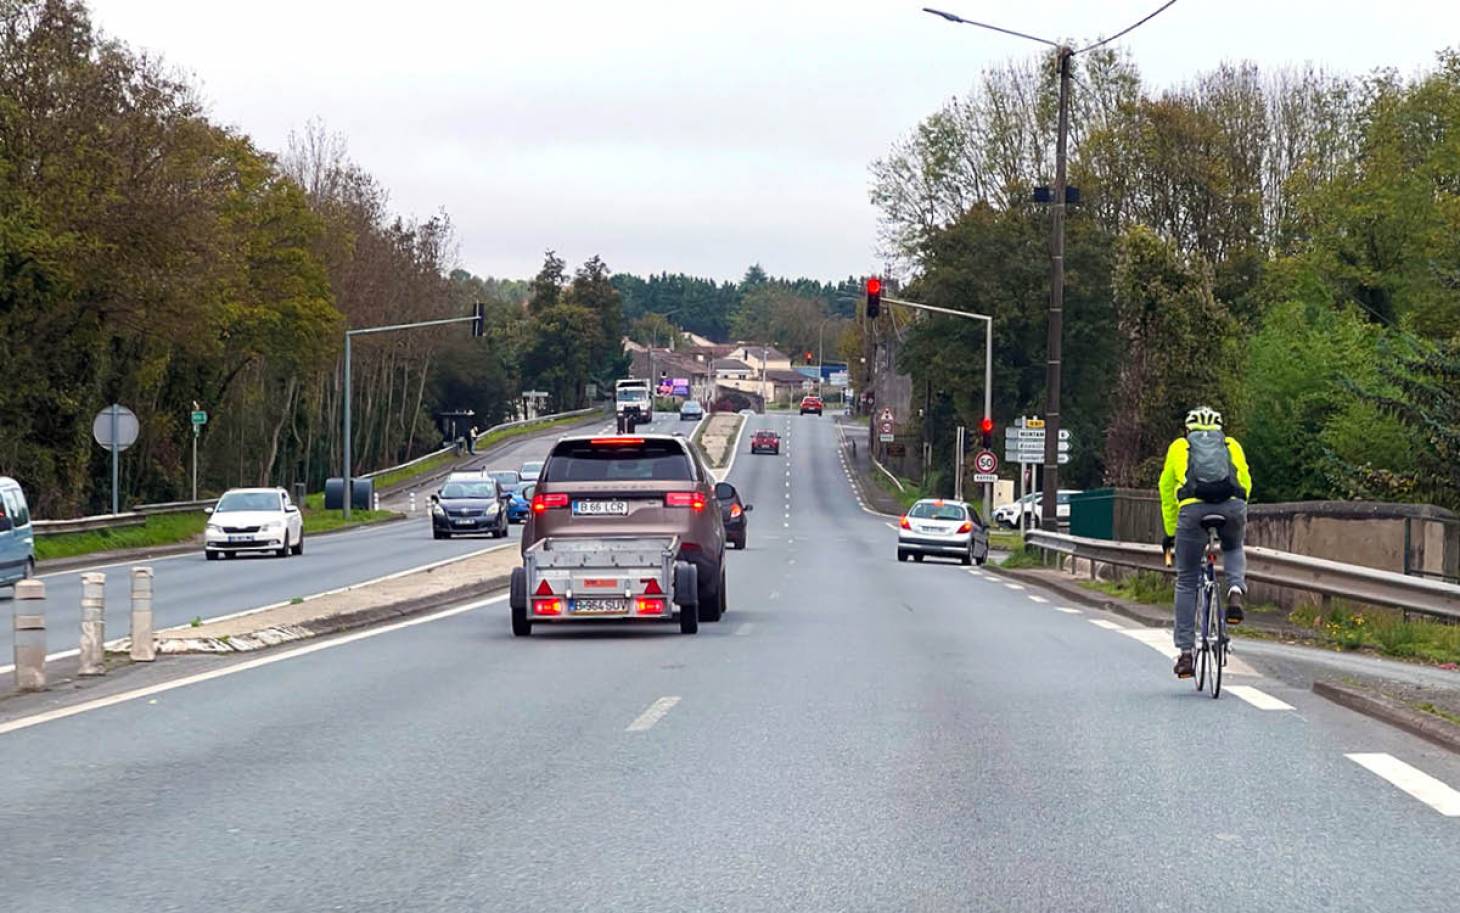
[973,450,998,474]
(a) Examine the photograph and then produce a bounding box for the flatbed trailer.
[509,535,700,636]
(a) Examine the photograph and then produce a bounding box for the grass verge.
[36,506,397,562]
[1076,569,1460,667]
[869,465,926,512]
[35,512,208,562]
[989,529,1023,552]
[1000,545,1045,569]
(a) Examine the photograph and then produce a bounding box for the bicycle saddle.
[1200,514,1227,530]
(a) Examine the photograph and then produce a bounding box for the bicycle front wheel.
[1210,620,1226,699]
[1194,586,1210,691]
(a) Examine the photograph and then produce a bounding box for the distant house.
[712,358,754,381]
[729,345,791,374]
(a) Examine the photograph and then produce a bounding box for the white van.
[0,477,36,588]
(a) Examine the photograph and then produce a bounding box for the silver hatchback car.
[897,498,990,566]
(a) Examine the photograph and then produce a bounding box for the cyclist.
[1158,406,1252,679]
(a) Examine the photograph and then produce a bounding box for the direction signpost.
[190,406,208,501]
[1005,416,1074,529]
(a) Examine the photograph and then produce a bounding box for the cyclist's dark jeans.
[1173,499,1247,650]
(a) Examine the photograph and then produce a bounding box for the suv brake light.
[590,437,644,446]
[532,493,569,513]
[664,491,706,511]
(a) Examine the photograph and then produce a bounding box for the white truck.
[614,378,652,431]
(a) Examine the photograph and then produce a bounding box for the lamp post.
[923,3,1181,528]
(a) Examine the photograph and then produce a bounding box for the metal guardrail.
[360,407,600,483]
[33,498,219,536]
[1024,530,1460,622]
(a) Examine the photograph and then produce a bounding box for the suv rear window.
[544,439,695,482]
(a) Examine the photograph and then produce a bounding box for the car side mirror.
[286,505,299,513]
[521,485,536,501]
[714,482,734,501]
[203,507,213,515]
[430,493,440,503]
[744,504,753,512]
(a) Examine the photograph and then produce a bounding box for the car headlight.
[431,504,445,516]
[206,522,221,531]
[485,502,500,516]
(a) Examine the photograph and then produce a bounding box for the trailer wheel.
[674,562,699,634]
[510,568,531,637]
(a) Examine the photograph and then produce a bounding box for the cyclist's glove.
[1161,534,1175,554]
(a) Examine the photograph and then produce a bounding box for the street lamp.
[924,3,1183,528]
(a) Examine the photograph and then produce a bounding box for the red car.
[799,395,823,416]
[750,430,780,454]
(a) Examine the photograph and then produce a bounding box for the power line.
[1076,0,1184,55]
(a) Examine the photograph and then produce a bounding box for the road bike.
[1193,516,1229,699]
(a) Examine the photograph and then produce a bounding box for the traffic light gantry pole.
[866,281,995,521]
[341,304,486,519]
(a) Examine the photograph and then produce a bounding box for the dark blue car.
[488,470,532,523]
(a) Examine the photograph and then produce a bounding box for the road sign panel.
[1025,418,1045,429]
[1005,428,1071,441]
[879,433,895,443]
[878,407,894,423]
[92,404,139,452]
[972,472,998,484]
[973,450,998,474]
[191,410,208,426]
[1006,452,1071,465]
[1012,439,1071,452]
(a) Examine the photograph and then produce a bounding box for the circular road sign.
[92,404,139,452]
[974,449,999,474]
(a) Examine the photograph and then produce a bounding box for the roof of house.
[712,358,752,371]
[733,344,788,361]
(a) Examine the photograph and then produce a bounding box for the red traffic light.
[866,277,882,295]
[980,417,993,434]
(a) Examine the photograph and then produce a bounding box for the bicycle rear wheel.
[1194,585,1210,691]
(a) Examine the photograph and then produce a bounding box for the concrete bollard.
[409,492,416,515]
[373,492,380,512]
[129,566,155,662]
[78,571,106,676]
[13,578,46,692]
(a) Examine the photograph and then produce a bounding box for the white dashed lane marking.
[1346,753,1460,817]
[1028,595,1048,604]
[1088,619,1125,631]
[1226,686,1294,711]
[1055,607,1082,614]
[1003,583,1025,591]
[626,697,681,732]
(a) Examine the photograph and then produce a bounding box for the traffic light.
[980,416,994,448]
[865,277,881,318]
[471,301,485,338]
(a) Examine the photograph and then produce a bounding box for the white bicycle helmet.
[1184,405,1223,430]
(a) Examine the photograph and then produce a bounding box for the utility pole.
[1040,47,1073,531]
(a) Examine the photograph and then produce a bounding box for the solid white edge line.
[626,696,681,732]
[1346,753,1460,816]
[0,596,508,738]
[1088,618,1124,630]
[0,647,79,677]
[1225,685,1295,711]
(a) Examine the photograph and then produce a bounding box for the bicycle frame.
[1195,527,1228,697]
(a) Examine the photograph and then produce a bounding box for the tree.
[1102,227,1242,487]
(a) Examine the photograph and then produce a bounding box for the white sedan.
[204,488,304,560]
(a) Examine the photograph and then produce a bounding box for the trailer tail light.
[664,491,706,511]
[957,521,973,534]
[532,598,563,616]
[635,597,666,616]
[532,493,568,513]
[899,516,911,530]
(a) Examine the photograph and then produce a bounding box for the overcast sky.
[87,0,1457,283]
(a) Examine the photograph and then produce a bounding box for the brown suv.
[523,433,734,621]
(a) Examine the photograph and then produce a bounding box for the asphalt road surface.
[2,413,1458,912]
[0,410,673,666]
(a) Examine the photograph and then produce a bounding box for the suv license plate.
[573,500,628,516]
[573,598,626,614]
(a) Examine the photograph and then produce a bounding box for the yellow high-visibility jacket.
[1158,433,1252,537]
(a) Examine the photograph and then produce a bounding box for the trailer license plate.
[573,500,628,516]
[573,598,626,614]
